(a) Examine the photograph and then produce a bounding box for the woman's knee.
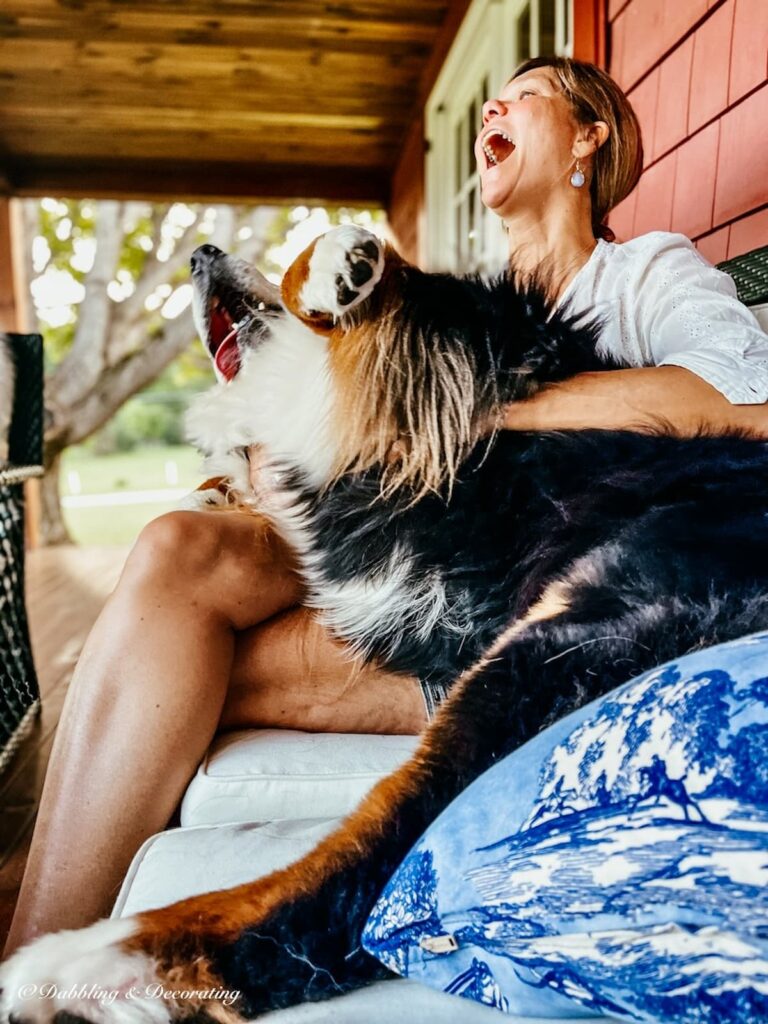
[122,509,300,625]
[124,510,227,588]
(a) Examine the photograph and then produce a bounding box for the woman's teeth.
[482,129,514,167]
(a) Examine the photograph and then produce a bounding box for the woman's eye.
[519,90,535,99]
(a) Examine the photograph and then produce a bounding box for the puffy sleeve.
[631,233,768,404]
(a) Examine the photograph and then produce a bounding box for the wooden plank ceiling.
[0,0,465,204]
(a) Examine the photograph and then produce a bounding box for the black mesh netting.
[7,332,43,469]
[0,334,43,773]
[718,245,768,307]
[0,481,39,768]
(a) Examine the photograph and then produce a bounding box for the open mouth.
[481,128,515,169]
[207,297,245,381]
[203,284,266,382]
[191,245,282,382]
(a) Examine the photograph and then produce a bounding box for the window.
[425,0,573,273]
[517,4,532,65]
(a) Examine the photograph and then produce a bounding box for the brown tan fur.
[128,752,432,949]
[281,239,487,500]
[197,476,231,495]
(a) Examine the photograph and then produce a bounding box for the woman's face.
[474,67,584,221]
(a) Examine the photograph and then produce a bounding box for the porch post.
[0,193,28,334]
[573,0,608,67]
[0,191,41,548]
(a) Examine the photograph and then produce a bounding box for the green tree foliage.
[28,198,384,543]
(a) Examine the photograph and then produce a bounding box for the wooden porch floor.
[0,545,128,950]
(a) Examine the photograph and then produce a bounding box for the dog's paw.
[301,225,384,318]
[0,918,168,1024]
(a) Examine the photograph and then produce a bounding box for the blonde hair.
[511,56,643,241]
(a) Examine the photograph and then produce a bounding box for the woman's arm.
[507,235,768,438]
[502,365,768,437]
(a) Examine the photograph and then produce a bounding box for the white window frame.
[425,0,573,274]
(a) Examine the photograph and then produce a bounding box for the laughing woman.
[4,56,767,956]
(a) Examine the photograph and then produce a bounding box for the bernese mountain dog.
[3,225,768,1022]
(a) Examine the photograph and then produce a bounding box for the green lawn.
[61,444,205,546]
[62,444,202,494]
[63,502,181,546]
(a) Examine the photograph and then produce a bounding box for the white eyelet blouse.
[557,231,768,405]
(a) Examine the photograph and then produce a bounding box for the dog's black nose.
[191,244,224,272]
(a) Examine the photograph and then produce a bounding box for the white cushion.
[752,302,768,334]
[260,980,599,1023]
[180,729,419,827]
[111,818,341,918]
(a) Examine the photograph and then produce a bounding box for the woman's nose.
[482,97,508,124]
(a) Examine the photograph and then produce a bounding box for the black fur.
[188,239,768,1016]
[300,429,768,686]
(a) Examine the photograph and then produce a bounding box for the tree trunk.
[39,450,72,546]
[33,202,278,545]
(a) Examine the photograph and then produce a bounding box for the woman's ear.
[573,120,610,158]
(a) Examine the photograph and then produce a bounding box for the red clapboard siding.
[616,0,666,89]
[654,37,694,157]
[730,0,768,103]
[697,224,731,263]
[608,0,768,258]
[688,0,734,133]
[672,121,720,239]
[627,67,660,165]
[633,150,677,235]
[714,84,768,224]
[728,208,768,256]
[609,189,637,241]
[614,0,707,91]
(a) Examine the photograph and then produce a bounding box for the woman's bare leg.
[4,509,425,958]
[3,509,300,956]
[221,607,427,734]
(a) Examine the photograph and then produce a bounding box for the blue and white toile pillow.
[362,632,768,1023]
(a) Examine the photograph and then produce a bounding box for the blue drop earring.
[570,159,585,188]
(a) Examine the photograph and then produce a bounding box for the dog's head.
[190,237,490,500]
[190,244,283,383]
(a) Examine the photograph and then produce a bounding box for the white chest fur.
[186,317,336,494]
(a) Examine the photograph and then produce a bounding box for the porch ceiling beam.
[0,1,462,205]
[0,0,446,34]
[4,160,391,207]
[0,1,442,53]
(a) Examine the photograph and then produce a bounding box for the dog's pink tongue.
[215,328,241,381]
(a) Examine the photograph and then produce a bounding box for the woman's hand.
[247,445,263,492]
[247,444,284,499]
[502,366,768,438]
